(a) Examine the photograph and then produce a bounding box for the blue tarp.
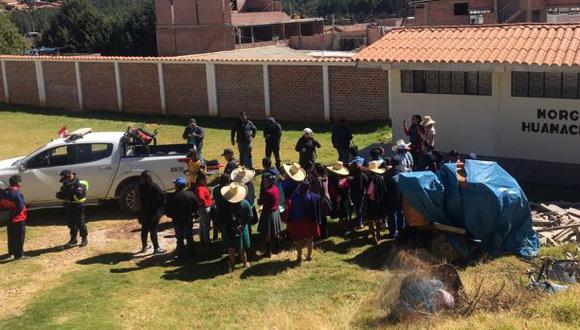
[394,160,540,258]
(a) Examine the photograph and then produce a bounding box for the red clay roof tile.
[354,23,580,67]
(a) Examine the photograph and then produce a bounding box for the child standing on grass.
[194,173,212,245]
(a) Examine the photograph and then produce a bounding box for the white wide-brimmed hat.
[282,162,307,182]
[220,182,248,204]
[367,160,387,174]
[230,166,256,184]
[421,115,436,126]
[391,139,412,152]
[326,161,349,176]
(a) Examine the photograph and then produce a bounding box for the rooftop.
[231,11,323,27]
[354,23,580,67]
[179,46,354,63]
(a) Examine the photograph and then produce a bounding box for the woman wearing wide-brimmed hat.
[230,166,259,235]
[326,161,351,236]
[295,128,321,168]
[363,161,389,245]
[419,115,437,149]
[258,173,284,258]
[218,182,252,272]
[392,139,414,173]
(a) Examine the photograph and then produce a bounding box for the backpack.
[0,189,12,221]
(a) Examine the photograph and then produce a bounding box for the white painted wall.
[498,73,580,165]
[389,68,580,165]
[390,69,500,157]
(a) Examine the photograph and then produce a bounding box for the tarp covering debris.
[394,160,540,258]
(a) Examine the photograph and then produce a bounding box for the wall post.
[322,64,330,122]
[114,62,123,111]
[74,61,84,110]
[205,63,218,116]
[1,61,9,102]
[157,62,167,114]
[34,61,46,107]
[263,64,271,118]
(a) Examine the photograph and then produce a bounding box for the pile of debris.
[531,202,580,246]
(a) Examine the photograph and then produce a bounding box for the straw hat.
[391,139,412,152]
[220,182,248,204]
[420,115,436,126]
[326,161,349,176]
[230,166,256,184]
[282,162,307,182]
[367,160,386,174]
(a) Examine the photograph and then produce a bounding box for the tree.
[0,13,27,54]
[103,0,156,56]
[42,0,110,53]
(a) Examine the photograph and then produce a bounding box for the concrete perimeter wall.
[0,58,389,123]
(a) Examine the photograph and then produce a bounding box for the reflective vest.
[72,180,89,203]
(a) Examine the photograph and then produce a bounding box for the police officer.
[56,170,89,247]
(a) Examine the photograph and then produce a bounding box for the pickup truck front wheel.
[118,183,139,215]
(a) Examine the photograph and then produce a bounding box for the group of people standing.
[2,112,458,270]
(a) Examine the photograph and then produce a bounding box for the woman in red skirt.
[287,181,322,264]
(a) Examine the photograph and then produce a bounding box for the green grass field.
[0,107,578,329]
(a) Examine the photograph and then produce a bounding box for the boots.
[265,243,272,258]
[79,238,88,247]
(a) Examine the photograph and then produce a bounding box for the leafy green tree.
[103,0,156,56]
[42,0,110,53]
[0,13,27,54]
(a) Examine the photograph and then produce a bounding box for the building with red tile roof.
[357,23,580,184]
[355,23,580,67]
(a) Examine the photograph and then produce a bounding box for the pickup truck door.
[70,143,117,201]
[20,143,117,204]
[19,145,77,204]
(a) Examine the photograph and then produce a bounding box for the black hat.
[221,148,234,156]
[188,118,197,125]
[59,169,72,177]
[59,169,73,182]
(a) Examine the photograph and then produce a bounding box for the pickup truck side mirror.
[18,164,26,172]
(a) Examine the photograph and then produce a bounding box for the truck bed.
[124,143,191,157]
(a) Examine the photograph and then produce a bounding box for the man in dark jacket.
[0,175,28,260]
[231,112,257,169]
[182,118,205,158]
[56,170,89,248]
[263,117,282,169]
[331,118,353,163]
[137,170,166,254]
[165,177,199,260]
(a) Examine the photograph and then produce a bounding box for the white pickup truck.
[0,129,190,213]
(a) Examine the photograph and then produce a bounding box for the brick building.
[409,0,580,26]
[156,0,324,56]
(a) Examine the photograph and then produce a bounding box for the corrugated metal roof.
[354,23,580,67]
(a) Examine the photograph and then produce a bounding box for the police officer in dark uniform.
[56,170,89,248]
